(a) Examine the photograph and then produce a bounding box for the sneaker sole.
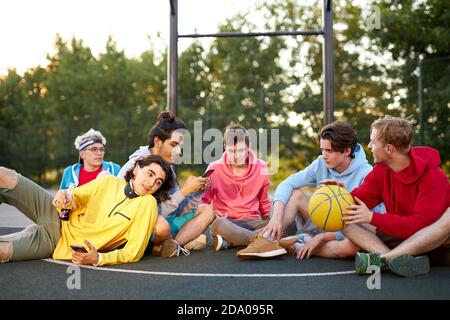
[214,235,224,251]
[389,255,430,278]
[237,248,287,259]
[161,240,177,258]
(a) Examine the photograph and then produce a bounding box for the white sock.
[293,242,305,255]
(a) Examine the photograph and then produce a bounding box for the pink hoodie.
[200,150,272,220]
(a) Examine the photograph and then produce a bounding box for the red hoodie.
[351,147,450,239]
[200,150,272,220]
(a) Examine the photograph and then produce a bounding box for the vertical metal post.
[323,0,334,124]
[168,0,178,115]
[418,58,424,145]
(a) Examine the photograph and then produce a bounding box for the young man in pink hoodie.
[201,124,287,258]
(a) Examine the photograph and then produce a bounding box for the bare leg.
[0,167,19,190]
[152,215,172,245]
[0,241,13,263]
[383,207,450,261]
[343,224,391,254]
[210,217,258,246]
[0,167,19,263]
[282,189,310,236]
[174,204,215,246]
[313,238,359,259]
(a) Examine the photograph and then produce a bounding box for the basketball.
[308,185,355,232]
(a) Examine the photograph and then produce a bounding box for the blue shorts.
[166,209,197,236]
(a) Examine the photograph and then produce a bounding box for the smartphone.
[70,245,88,253]
[202,169,215,178]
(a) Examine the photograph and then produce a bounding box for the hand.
[319,179,345,188]
[296,234,323,260]
[71,240,100,266]
[181,176,208,195]
[261,203,284,241]
[52,189,70,209]
[342,197,373,225]
[199,177,212,193]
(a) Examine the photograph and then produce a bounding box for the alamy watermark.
[66,265,81,290]
[172,121,280,175]
[366,265,381,290]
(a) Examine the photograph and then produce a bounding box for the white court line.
[43,259,355,277]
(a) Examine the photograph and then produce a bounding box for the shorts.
[165,209,197,236]
[376,230,403,249]
[230,217,269,232]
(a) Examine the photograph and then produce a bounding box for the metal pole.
[418,57,424,145]
[179,30,324,38]
[168,0,178,115]
[323,0,334,124]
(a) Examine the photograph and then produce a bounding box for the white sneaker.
[212,234,231,251]
[184,234,207,251]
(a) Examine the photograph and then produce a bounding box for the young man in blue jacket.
[260,121,381,259]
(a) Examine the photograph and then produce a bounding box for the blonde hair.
[371,116,413,152]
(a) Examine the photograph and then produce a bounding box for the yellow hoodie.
[52,175,158,266]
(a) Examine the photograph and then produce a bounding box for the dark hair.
[224,123,250,147]
[147,112,187,148]
[124,155,175,202]
[317,121,358,158]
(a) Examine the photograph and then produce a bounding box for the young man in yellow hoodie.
[0,155,173,266]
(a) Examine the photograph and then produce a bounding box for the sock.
[293,242,305,255]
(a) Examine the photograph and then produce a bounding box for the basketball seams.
[309,192,333,218]
[309,185,353,231]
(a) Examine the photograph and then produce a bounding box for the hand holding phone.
[202,169,215,178]
[70,244,88,253]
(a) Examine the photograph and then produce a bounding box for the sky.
[0,0,256,75]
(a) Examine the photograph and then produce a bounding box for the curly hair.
[124,155,175,203]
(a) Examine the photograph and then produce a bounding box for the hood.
[209,149,266,199]
[394,146,441,185]
[332,144,369,178]
[129,146,151,161]
[218,149,263,181]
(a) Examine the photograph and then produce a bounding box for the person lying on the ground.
[0,155,173,266]
[15,129,122,239]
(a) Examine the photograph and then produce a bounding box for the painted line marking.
[43,259,355,277]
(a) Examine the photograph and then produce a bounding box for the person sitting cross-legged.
[331,116,450,278]
[202,123,287,258]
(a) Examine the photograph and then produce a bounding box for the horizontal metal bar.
[178,30,324,38]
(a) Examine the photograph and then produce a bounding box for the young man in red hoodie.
[201,124,287,258]
[336,116,449,277]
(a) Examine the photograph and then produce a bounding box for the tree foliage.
[0,0,448,187]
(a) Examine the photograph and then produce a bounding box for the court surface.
[1,203,449,300]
